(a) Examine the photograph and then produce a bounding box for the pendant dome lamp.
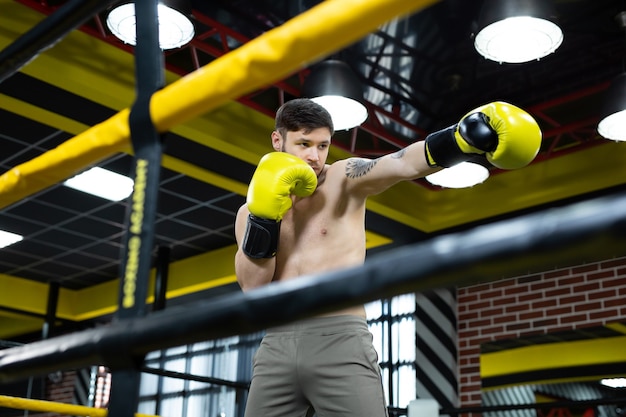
[598,73,626,141]
[597,11,626,142]
[302,60,368,131]
[474,0,563,64]
[425,161,490,189]
[106,0,195,50]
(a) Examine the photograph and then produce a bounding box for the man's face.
[271,128,331,177]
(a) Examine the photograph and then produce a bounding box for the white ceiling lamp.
[600,377,626,389]
[598,73,626,141]
[64,167,134,201]
[0,230,23,249]
[425,162,490,189]
[302,60,368,131]
[598,12,626,141]
[106,0,195,50]
[474,0,563,64]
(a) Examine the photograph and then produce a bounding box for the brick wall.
[26,371,76,417]
[457,255,626,407]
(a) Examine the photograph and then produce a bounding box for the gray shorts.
[244,315,389,417]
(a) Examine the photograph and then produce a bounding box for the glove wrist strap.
[242,214,280,259]
[424,125,466,168]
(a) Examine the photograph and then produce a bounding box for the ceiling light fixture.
[425,162,490,189]
[0,230,23,249]
[106,0,195,50]
[598,11,626,141]
[474,0,563,64]
[600,377,626,389]
[302,60,368,131]
[598,73,626,141]
[64,167,134,201]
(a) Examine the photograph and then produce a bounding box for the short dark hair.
[275,98,334,138]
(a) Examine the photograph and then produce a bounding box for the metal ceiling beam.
[13,0,613,164]
[0,0,114,82]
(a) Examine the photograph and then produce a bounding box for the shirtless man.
[234,98,541,417]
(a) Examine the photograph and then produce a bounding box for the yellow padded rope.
[0,394,158,417]
[0,0,438,209]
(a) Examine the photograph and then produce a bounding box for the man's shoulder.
[324,157,369,179]
[321,161,344,182]
[235,204,250,219]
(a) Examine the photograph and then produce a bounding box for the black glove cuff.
[424,125,467,168]
[242,214,280,259]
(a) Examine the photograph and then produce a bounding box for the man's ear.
[271,131,282,151]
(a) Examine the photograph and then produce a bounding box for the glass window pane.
[396,365,416,408]
[367,294,416,409]
[137,400,156,415]
[164,357,186,373]
[166,345,187,356]
[191,340,213,352]
[161,376,185,393]
[161,396,184,416]
[392,316,415,362]
[187,392,209,417]
[392,293,415,315]
[212,349,238,381]
[139,372,159,396]
[145,350,161,360]
[365,300,382,318]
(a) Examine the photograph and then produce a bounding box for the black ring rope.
[0,0,117,83]
[1,191,625,384]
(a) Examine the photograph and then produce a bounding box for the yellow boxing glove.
[243,152,317,258]
[425,101,542,170]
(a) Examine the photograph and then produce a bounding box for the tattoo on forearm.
[391,149,406,159]
[346,158,378,178]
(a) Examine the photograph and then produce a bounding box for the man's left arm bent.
[234,152,318,291]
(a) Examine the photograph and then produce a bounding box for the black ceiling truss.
[3,0,623,193]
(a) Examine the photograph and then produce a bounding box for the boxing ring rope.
[0,0,115,83]
[0,0,438,209]
[0,2,436,414]
[1,190,626,383]
[2,0,625,413]
[0,394,159,417]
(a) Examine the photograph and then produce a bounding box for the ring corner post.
[108,0,166,415]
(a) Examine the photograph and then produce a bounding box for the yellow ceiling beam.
[0,94,90,135]
[374,141,626,232]
[0,0,140,111]
[606,322,626,334]
[0,231,391,339]
[0,274,50,316]
[480,334,626,389]
[161,154,249,196]
[0,246,239,339]
[173,102,275,166]
[0,314,43,341]
[5,76,624,234]
[0,0,440,207]
[482,335,626,377]
[0,0,443,222]
[59,245,239,321]
[1,0,624,341]
[3,0,625,234]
